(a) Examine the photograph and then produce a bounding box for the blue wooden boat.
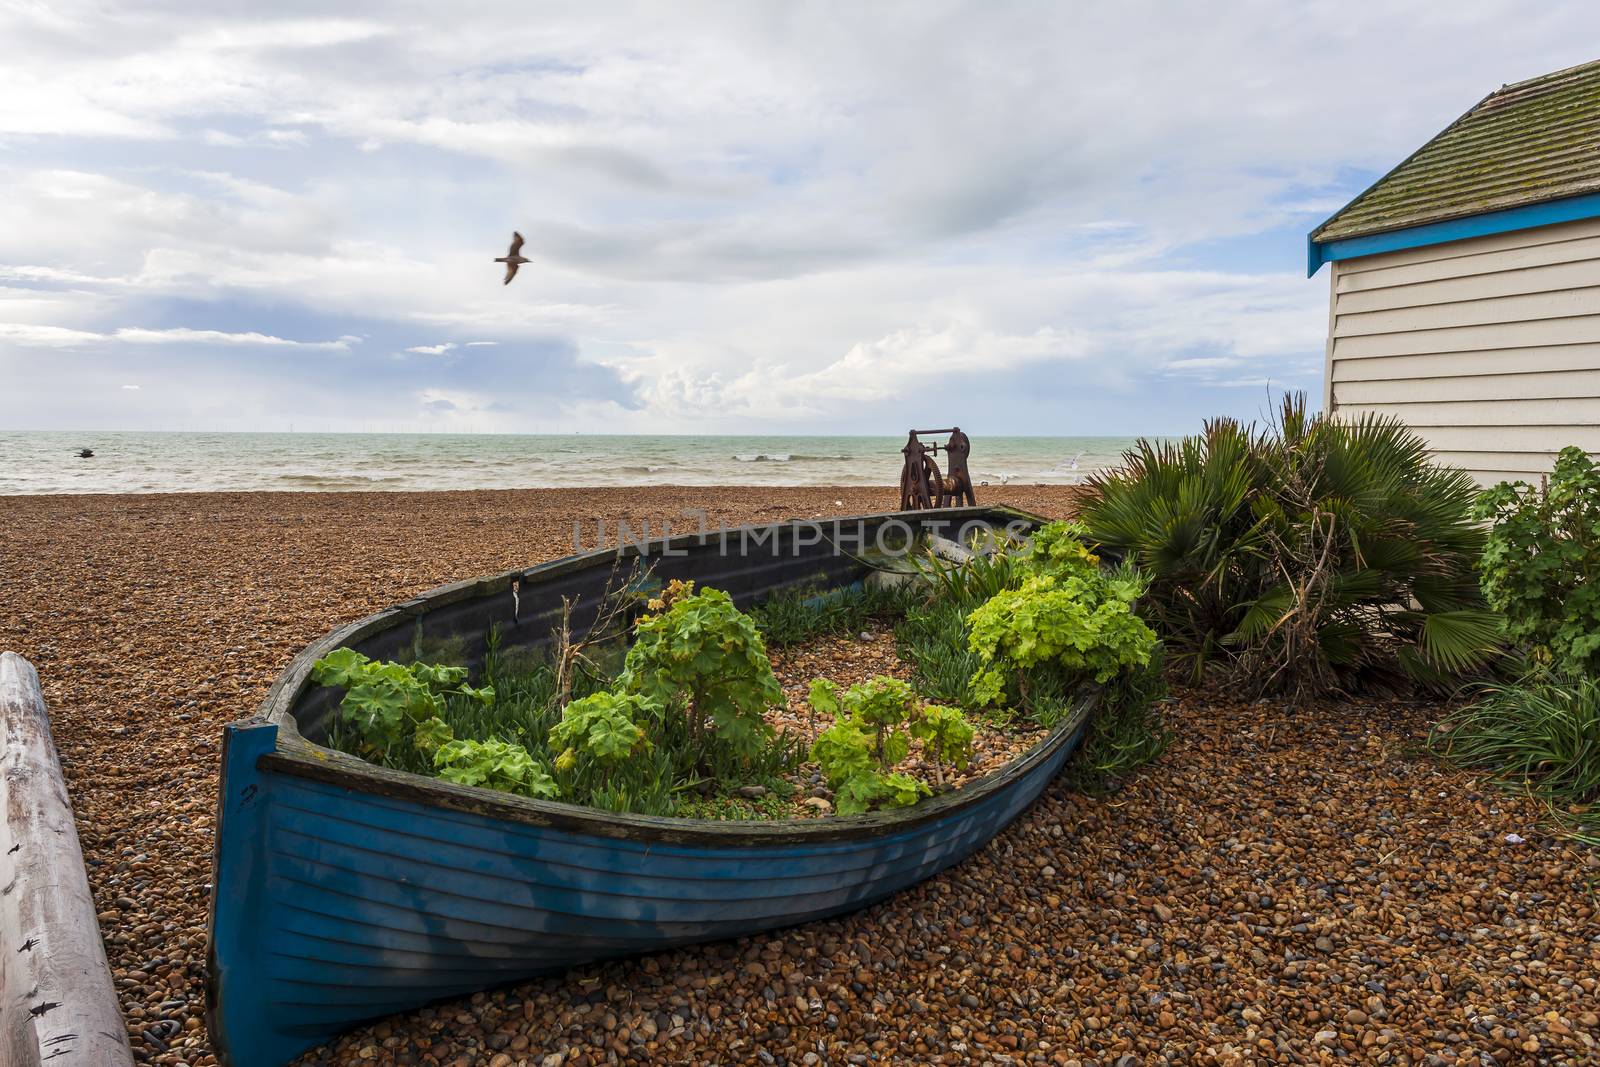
[206,507,1092,1067]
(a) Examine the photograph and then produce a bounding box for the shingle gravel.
[2,486,1596,1066]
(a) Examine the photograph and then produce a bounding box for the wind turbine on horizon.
[495,231,529,285]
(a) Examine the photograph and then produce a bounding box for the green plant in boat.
[311,647,493,759]
[808,676,974,814]
[432,738,558,799]
[908,702,976,789]
[620,581,784,773]
[966,570,1155,708]
[550,690,653,765]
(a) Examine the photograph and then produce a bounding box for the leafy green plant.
[895,598,984,708]
[807,677,971,814]
[1065,647,1172,795]
[1080,392,1501,697]
[750,581,913,648]
[433,738,558,798]
[908,537,1025,609]
[550,690,654,765]
[620,582,784,773]
[1430,672,1600,840]
[908,702,976,788]
[411,715,456,756]
[676,788,794,821]
[312,647,494,759]
[1021,520,1103,580]
[967,570,1156,709]
[1475,446,1600,675]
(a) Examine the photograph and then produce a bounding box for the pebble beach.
[2,486,1598,1066]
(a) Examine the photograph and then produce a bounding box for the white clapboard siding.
[1341,395,1600,426]
[1326,216,1600,483]
[1335,285,1600,338]
[1338,230,1600,293]
[1332,343,1600,381]
[1336,368,1600,404]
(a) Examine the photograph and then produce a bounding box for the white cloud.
[121,383,140,390]
[3,2,1597,431]
[0,322,105,347]
[0,322,352,349]
[112,327,351,349]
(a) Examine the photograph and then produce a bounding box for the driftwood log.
[0,652,132,1067]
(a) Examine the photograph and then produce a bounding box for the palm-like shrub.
[1079,393,1501,698]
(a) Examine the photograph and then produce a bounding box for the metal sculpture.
[899,427,976,510]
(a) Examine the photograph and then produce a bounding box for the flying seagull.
[495,231,529,285]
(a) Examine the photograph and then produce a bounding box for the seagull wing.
[508,231,524,257]
[503,261,520,285]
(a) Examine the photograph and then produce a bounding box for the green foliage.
[433,738,558,799]
[311,647,494,759]
[1080,391,1500,697]
[908,703,976,787]
[967,571,1156,707]
[909,538,1026,609]
[620,584,784,771]
[895,598,984,708]
[1475,446,1600,675]
[1021,520,1103,580]
[807,676,970,813]
[1065,647,1172,795]
[676,787,793,821]
[750,581,914,648]
[550,690,654,765]
[411,715,455,756]
[834,770,930,815]
[1430,672,1600,841]
[316,586,797,817]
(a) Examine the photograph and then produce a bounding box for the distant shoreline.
[0,431,1132,495]
[0,483,1093,503]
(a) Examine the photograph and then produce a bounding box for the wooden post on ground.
[0,652,133,1067]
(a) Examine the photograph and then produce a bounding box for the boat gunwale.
[250,504,1093,847]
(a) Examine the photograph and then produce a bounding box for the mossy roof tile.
[1314,59,1600,242]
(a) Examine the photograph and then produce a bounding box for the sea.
[0,432,1145,495]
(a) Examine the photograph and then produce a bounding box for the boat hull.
[206,506,1086,1066]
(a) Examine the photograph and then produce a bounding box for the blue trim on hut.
[1307,190,1600,276]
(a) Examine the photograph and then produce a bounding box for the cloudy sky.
[3,1,1598,436]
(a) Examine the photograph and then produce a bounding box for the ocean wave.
[276,473,409,487]
[733,453,859,463]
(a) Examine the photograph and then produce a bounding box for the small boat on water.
[77,448,94,458]
[206,506,1093,1067]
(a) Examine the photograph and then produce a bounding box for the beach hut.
[1308,58,1600,485]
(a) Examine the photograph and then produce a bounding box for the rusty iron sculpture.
[899,427,976,510]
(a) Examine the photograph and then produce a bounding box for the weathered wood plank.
[0,652,132,1067]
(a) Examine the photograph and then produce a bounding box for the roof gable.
[1312,59,1600,245]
